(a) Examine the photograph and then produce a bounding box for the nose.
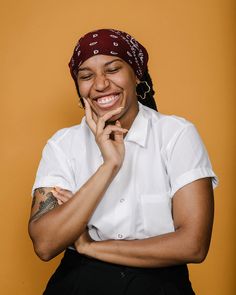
[93,74,110,92]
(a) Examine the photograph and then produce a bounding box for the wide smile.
[93,93,121,110]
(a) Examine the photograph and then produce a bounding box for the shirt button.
[120,198,125,203]
[117,234,123,239]
[120,271,126,278]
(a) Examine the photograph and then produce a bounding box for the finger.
[83,98,96,134]
[54,187,73,198]
[51,189,70,203]
[96,107,124,136]
[92,110,98,124]
[53,188,73,201]
[58,199,63,205]
[114,120,125,143]
[100,125,128,141]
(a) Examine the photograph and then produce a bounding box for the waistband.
[62,248,189,277]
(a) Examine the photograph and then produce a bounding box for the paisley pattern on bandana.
[68,29,148,81]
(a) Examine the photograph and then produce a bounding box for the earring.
[136,81,151,100]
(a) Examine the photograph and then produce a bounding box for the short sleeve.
[31,139,75,196]
[166,123,219,197]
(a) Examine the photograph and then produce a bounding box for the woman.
[29,29,218,295]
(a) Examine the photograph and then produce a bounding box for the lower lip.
[94,94,121,110]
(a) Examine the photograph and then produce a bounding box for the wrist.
[77,240,96,259]
[85,240,96,258]
[102,161,121,175]
[74,231,95,257]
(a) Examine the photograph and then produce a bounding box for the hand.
[51,187,73,205]
[83,98,128,170]
[74,229,94,256]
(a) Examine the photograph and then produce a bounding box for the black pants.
[43,249,195,295]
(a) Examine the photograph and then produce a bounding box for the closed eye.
[106,67,121,73]
[78,74,93,80]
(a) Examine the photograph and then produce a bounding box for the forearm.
[84,229,206,268]
[82,178,214,268]
[29,163,118,261]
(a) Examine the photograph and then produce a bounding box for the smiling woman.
[77,55,139,129]
[29,28,218,295]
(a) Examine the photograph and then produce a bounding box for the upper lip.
[92,92,120,100]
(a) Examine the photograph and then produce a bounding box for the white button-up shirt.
[32,102,218,241]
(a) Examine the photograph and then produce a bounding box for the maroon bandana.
[68,29,149,81]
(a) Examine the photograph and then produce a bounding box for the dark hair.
[136,68,158,111]
[74,68,158,112]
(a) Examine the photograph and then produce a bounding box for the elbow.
[36,250,54,262]
[32,239,55,261]
[193,247,208,263]
[36,250,52,262]
[178,227,211,264]
[187,242,209,264]
[28,223,56,262]
[35,244,53,261]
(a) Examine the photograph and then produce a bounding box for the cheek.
[111,74,136,91]
[77,82,91,97]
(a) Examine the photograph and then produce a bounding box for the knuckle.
[105,125,112,131]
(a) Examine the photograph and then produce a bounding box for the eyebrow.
[78,59,123,72]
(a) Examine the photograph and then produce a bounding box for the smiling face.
[77,54,140,129]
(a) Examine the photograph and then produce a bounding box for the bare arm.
[75,177,214,268]
[29,103,128,261]
[29,163,119,261]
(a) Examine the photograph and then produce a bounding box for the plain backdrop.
[0,0,235,294]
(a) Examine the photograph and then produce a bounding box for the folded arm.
[75,177,214,268]
[28,163,119,261]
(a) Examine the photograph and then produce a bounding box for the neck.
[120,101,139,130]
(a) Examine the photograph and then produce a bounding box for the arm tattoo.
[31,194,36,208]
[30,191,58,222]
[31,187,46,208]
[38,187,46,195]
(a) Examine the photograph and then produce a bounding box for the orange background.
[0,0,235,294]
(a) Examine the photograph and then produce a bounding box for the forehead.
[79,55,124,69]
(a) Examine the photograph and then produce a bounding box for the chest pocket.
[139,194,175,237]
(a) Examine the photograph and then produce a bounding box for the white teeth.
[97,94,119,105]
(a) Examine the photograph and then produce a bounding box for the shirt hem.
[31,177,73,197]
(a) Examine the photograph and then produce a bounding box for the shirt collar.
[124,102,149,148]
